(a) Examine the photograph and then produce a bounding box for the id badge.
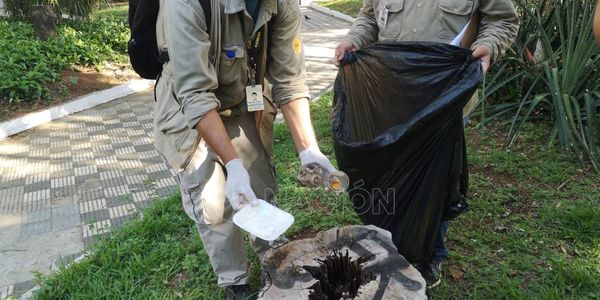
[378,6,389,28]
[246,85,264,112]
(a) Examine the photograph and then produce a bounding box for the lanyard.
[247,30,262,87]
[236,11,266,87]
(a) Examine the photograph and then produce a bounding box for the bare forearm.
[281,98,318,152]
[195,110,238,164]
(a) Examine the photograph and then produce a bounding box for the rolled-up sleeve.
[164,0,220,129]
[267,0,311,107]
[472,0,519,61]
[344,0,379,49]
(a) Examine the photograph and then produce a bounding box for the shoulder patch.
[293,36,302,54]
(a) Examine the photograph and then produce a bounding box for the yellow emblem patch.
[293,36,302,54]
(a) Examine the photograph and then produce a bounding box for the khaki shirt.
[156,0,309,130]
[154,0,310,171]
[345,0,519,61]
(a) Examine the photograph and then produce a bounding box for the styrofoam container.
[233,199,295,241]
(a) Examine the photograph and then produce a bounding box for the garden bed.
[0,64,136,122]
[0,4,130,121]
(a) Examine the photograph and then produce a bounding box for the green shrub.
[479,0,600,171]
[0,16,129,104]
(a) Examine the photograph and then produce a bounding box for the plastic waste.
[297,163,350,193]
[233,199,295,241]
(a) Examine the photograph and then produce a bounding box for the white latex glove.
[225,159,258,210]
[299,145,337,173]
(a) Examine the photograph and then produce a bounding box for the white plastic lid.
[233,199,295,241]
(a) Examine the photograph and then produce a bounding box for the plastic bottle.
[326,170,349,193]
[297,163,349,193]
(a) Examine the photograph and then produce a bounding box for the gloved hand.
[225,158,258,210]
[299,145,337,173]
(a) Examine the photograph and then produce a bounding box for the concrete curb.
[307,2,356,24]
[0,79,154,141]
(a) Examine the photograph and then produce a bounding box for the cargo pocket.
[178,145,227,225]
[437,0,473,40]
[376,0,404,39]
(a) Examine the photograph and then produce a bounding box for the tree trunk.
[259,225,427,300]
[30,5,59,40]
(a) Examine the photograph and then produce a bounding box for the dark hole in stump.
[303,250,375,300]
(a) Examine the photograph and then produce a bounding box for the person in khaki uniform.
[335,0,519,288]
[155,0,339,298]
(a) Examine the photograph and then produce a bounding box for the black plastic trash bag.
[333,42,483,264]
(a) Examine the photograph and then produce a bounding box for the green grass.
[93,3,128,20]
[33,92,600,299]
[430,124,600,299]
[33,93,360,299]
[315,0,363,17]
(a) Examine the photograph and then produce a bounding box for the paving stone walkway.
[0,7,350,299]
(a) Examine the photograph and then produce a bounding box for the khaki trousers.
[177,100,279,287]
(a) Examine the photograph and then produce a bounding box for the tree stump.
[30,5,59,40]
[259,225,427,300]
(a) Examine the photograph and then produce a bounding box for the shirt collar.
[223,0,277,20]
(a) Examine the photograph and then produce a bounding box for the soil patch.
[467,128,537,216]
[166,271,190,289]
[291,228,318,240]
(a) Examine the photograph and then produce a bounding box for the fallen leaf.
[450,268,465,280]
[494,225,507,232]
[557,179,571,191]
[524,47,536,64]
[508,270,520,276]
[535,260,545,266]
[557,243,567,255]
